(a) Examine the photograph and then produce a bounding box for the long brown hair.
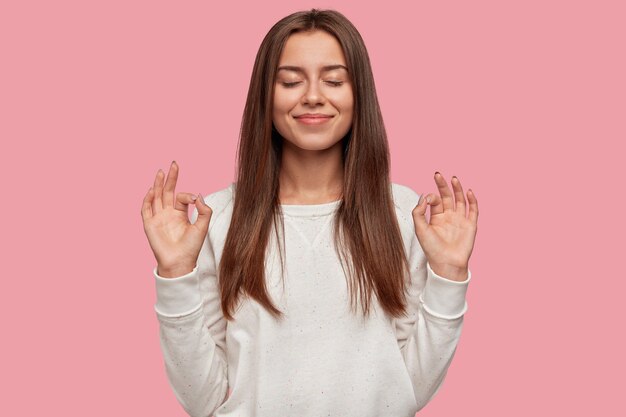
[219,8,410,321]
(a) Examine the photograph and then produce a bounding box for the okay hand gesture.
[412,172,479,282]
[141,161,213,278]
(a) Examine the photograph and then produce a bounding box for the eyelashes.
[280,81,344,88]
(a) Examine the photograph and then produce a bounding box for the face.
[272,30,354,152]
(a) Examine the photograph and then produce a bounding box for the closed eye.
[280,81,344,88]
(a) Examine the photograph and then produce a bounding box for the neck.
[278,140,344,205]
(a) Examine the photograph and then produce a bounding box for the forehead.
[277,30,347,70]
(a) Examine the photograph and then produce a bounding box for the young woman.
[141,8,478,417]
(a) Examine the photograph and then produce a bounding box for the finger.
[426,192,444,216]
[174,191,197,212]
[467,188,479,224]
[193,194,213,233]
[141,187,154,220]
[451,175,466,215]
[434,172,454,212]
[412,193,429,233]
[162,160,178,208]
[152,169,165,213]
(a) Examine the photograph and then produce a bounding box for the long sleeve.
[393,190,471,411]
[153,205,229,417]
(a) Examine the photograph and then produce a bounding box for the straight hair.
[219,8,410,322]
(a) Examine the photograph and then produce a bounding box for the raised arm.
[142,161,229,416]
[392,175,477,410]
[153,204,229,417]
[394,229,471,410]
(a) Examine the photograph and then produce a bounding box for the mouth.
[293,114,334,125]
[294,115,334,125]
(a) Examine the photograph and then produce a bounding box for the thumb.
[193,194,213,234]
[412,193,429,234]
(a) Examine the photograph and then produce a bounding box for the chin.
[286,137,343,152]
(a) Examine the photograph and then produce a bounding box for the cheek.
[331,89,354,112]
[273,92,298,115]
[339,98,354,118]
[272,99,289,121]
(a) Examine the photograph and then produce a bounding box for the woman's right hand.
[141,161,213,278]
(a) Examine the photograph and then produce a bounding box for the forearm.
[398,263,471,410]
[157,307,229,417]
[400,306,464,410]
[153,261,229,416]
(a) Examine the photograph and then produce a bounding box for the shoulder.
[203,182,235,216]
[190,182,235,228]
[391,182,422,219]
[390,182,422,246]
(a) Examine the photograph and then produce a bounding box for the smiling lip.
[294,114,334,125]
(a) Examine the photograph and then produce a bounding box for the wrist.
[157,263,196,278]
[428,262,469,282]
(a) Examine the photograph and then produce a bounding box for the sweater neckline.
[228,182,341,217]
[280,199,341,217]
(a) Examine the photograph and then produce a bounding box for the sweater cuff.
[420,262,471,320]
[153,264,203,317]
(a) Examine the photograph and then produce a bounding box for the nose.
[301,80,325,106]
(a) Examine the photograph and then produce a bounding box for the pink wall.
[2,0,624,415]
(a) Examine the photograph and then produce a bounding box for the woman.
[141,8,478,417]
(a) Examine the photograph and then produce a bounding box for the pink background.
[2,0,624,415]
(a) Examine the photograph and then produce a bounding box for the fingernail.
[435,171,440,177]
[190,194,197,201]
[426,195,431,203]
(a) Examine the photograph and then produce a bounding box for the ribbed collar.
[280,199,341,217]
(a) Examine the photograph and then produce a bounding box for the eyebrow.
[277,64,349,73]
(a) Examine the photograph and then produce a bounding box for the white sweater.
[153,182,471,417]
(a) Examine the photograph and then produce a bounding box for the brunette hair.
[219,8,410,321]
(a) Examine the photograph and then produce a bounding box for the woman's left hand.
[412,172,479,282]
